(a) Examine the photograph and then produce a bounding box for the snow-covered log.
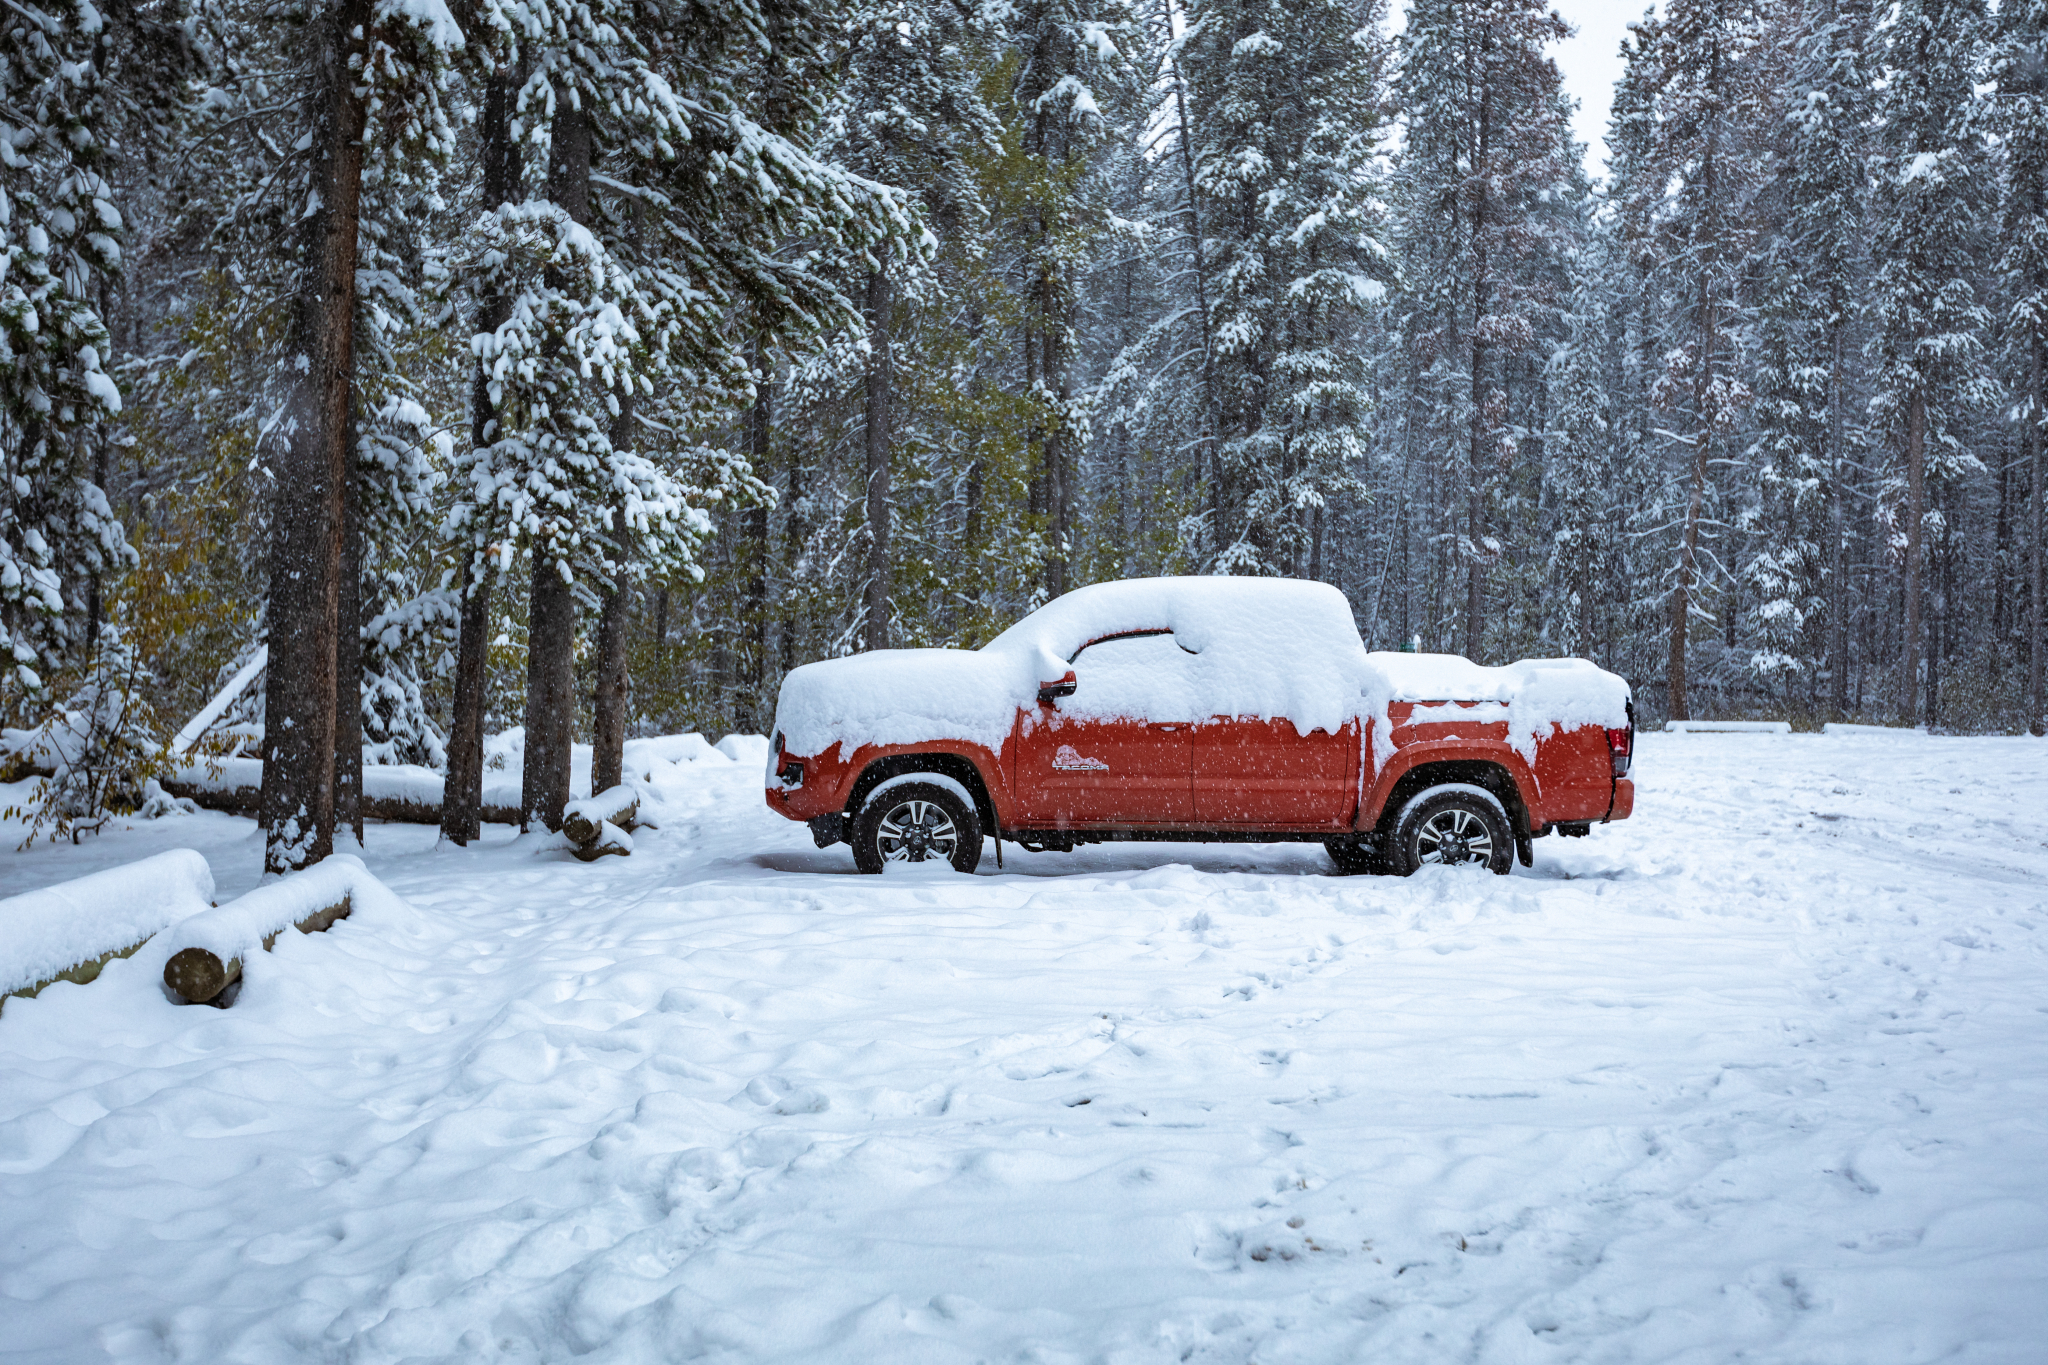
[1663,720,1793,734]
[161,855,394,1005]
[160,758,520,826]
[1,851,216,1012]
[571,821,634,862]
[563,785,638,848]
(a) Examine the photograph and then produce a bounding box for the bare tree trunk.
[743,340,771,726]
[1904,384,1926,726]
[258,0,371,875]
[520,101,592,832]
[1465,36,1493,658]
[442,56,524,846]
[2031,332,2045,735]
[1169,57,1219,506]
[442,565,494,844]
[591,402,634,795]
[1046,275,1070,599]
[335,422,363,847]
[1828,317,1850,717]
[863,268,891,651]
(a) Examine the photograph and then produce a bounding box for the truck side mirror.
[1038,671,1077,704]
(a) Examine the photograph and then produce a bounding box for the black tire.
[1324,835,1384,875]
[850,780,983,874]
[1387,786,1514,876]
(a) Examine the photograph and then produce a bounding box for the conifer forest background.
[3,0,2045,868]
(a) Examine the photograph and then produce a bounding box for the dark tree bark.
[1465,31,1493,659]
[520,101,592,832]
[258,0,371,875]
[335,423,363,847]
[591,401,634,796]
[743,342,771,728]
[442,57,524,846]
[780,438,802,674]
[863,268,892,651]
[1904,384,1926,726]
[2030,332,2045,735]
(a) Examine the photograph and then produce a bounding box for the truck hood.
[773,649,1041,758]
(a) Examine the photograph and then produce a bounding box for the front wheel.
[851,780,983,874]
[1387,786,1514,876]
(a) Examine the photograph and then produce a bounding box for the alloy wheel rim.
[877,799,960,862]
[1416,807,1492,865]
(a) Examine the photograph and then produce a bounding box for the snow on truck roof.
[773,577,1631,761]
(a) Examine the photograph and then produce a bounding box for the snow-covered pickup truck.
[766,578,1635,875]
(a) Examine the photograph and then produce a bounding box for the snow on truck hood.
[772,578,1631,764]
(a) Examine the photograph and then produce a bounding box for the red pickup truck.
[766,578,1633,875]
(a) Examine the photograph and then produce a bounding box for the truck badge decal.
[1053,744,1109,772]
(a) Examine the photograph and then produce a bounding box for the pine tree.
[1995,0,2048,735]
[0,0,130,719]
[1868,0,1993,724]
[1389,0,1575,650]
[1182,0,1394,578]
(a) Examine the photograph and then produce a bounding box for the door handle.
[1152,723,1185,732]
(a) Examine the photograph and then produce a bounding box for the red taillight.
[1607,726,1632,777]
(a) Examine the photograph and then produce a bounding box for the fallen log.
[571,821,634,862]
[1,850,216,1015]
[161,854,389,1005]
[563,785,639,848]
[161,768,521,827]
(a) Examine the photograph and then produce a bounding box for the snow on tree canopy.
[773,577,1632,762]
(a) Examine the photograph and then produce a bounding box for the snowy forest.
[2,0,2046,869]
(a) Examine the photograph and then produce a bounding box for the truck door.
[1011,631,1196,826]
[1192,717,1358,829]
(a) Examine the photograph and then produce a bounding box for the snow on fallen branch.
[1663,720,1793,734]
[161,854,405,1005]
[0,850,216,1012]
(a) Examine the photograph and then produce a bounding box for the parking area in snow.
[3,732,2046,1363]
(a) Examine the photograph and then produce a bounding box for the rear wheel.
[851,780,983,874]
[1387,786,1514,876]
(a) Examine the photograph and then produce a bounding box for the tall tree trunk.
[258,0,371,875]
[335,421,363,847]
[1903,383,1927,726]
[743,340,771,726]
[442,56,524,846]
[2030,331,2045,735]
[863,268,892,651]
[780,445,801,675]
[521,101,592,832]
[1465,38,1493,658]
[591,400,634,795]
[1169,58,1220,509]
[442,561,495,845]
[1045,271,1070,599]
[1828,317,1850,717]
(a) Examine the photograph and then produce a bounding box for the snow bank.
[0,849,214,997]
[1822,722,1926,737]
[169,854,405,966]
[1665,720,1792,734]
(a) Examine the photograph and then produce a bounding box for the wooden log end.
[164,947,239,1004]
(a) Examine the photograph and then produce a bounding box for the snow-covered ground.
[3,732,2045,1363]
